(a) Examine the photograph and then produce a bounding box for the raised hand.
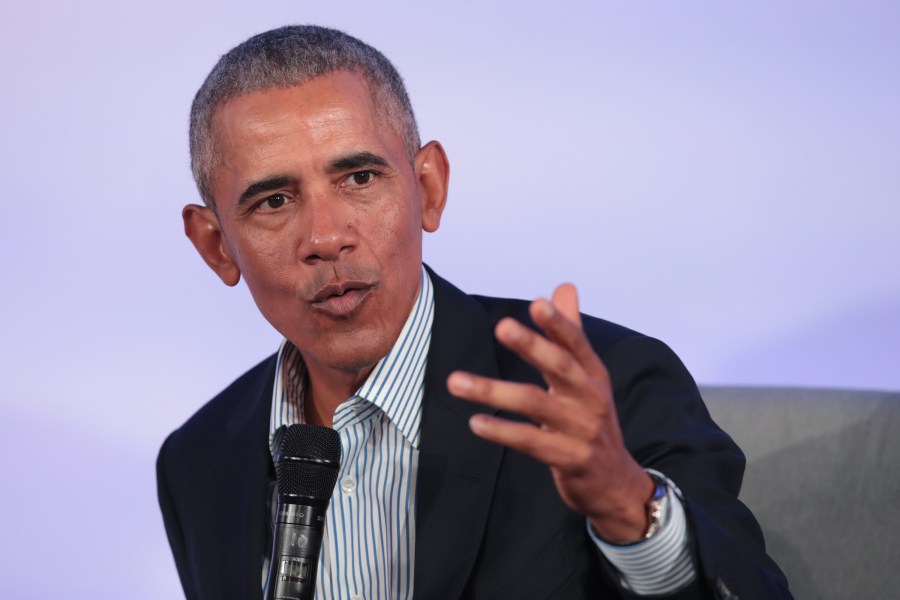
[447,284,654,542]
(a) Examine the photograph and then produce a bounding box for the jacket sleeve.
[600,334,792,599]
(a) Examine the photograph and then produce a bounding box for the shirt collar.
[269,266,434,453]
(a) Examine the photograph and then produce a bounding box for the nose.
[299,194,358,263]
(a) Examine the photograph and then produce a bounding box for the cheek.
[378,211,420,269]
[370,195,422,251]
[236,231,297,291]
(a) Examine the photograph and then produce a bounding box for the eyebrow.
[328,151,391,173]
[235,152,391,206]
[237,175,296,206]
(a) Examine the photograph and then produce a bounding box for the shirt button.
[340,476,356,494]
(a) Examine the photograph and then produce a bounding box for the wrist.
[590,470,670,545]
[588,469,655,542]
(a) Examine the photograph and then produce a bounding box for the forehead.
[209,71,400,179]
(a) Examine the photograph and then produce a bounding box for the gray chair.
[701,386,900,599]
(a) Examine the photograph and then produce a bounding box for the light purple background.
[1,1,897,597]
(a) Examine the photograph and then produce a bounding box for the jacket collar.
[414,267,507,600]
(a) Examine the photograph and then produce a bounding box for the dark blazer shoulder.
[158,353,277,600]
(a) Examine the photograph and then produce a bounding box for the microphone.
[264,424,342,600]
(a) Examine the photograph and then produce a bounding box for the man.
[158,25,791,599]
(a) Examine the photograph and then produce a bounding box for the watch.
[599,472,670,546]
[642,472,670,540]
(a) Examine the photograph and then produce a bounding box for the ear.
[182,204,241,286]
[414,140,450,233]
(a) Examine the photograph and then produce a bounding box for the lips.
[310,280,375,317]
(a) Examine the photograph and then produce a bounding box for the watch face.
[644,477,670,539]
[652,480,669,502]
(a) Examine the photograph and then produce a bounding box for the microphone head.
[275,424,342,501]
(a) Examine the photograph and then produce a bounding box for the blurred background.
[1,1,897,597]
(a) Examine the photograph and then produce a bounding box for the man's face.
[188,71,447,379]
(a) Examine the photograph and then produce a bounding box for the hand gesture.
[447,284,654,542]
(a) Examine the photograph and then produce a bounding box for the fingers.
[488,283,610,400]
[494,317,592,393]
[447,371,595,436]
[449,283,616,462]
[526,292,610,385]
[551,283,581,327]
[468,413,592,471]
[448,283,644,525]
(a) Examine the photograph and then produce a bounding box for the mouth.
[310,280,375,318]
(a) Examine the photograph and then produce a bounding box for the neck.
[302,361,374,427]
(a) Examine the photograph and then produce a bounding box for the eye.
[257,194,288,212]
[345,171,375,187]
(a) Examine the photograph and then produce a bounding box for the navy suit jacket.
[158,269,791,599]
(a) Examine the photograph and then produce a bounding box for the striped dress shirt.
[265,266,695,598]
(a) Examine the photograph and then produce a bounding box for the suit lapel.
[414,270,507,600]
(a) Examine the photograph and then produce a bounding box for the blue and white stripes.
[268,266,434,600]
[591,469,696,595]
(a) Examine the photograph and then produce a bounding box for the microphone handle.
[264,500,327,600]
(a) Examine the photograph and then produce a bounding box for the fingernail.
[449,372,473,391]
[502,321,522,341]
[470,414,488,433]
[538,300,554,318]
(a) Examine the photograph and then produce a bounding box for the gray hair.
[189,25,421,207]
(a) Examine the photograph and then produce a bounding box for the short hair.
[189,25,421,207]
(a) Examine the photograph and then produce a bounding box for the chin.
[301,329,394,375]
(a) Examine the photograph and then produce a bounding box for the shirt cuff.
[587,469,696,595]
